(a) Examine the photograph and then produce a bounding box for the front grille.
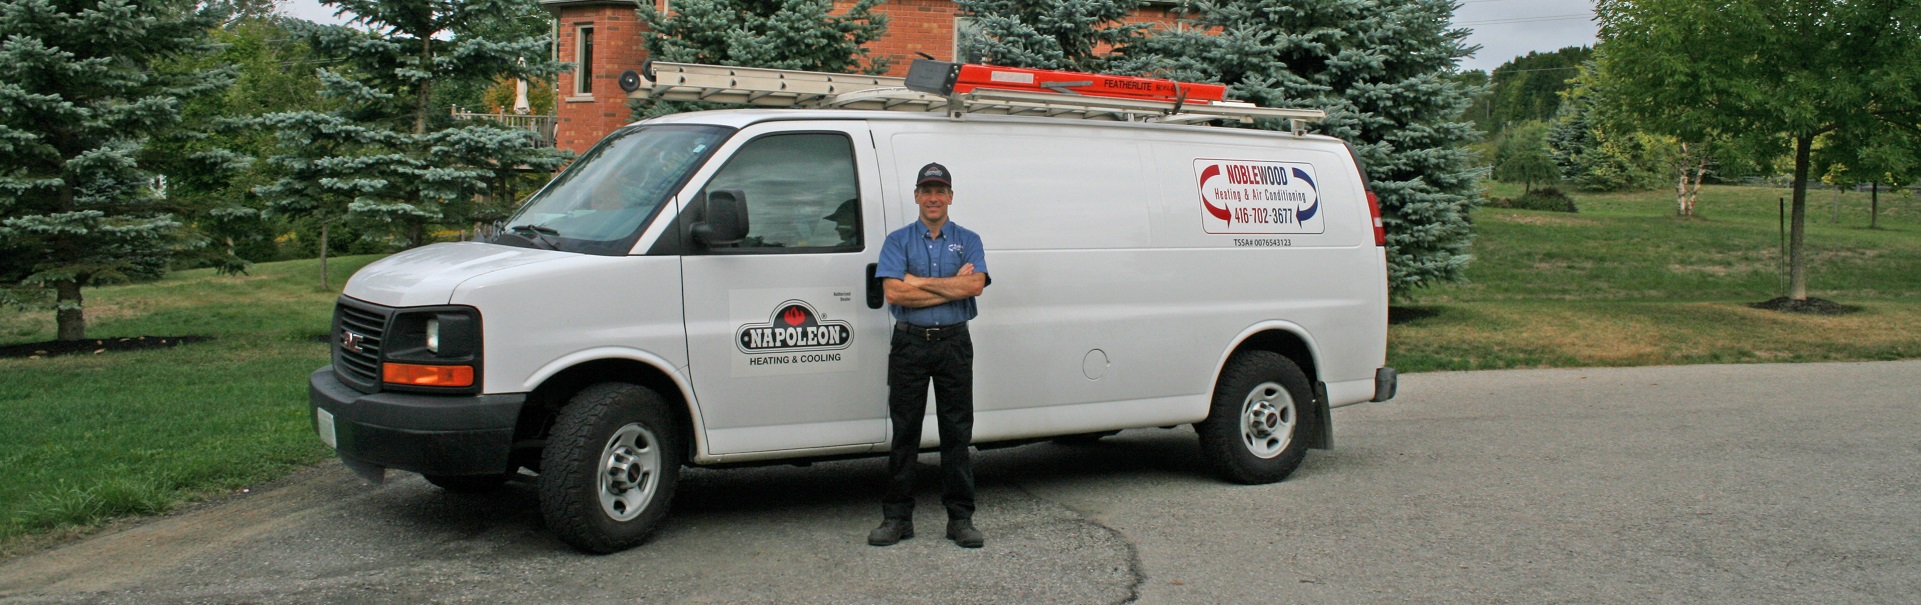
[333,298,391,391]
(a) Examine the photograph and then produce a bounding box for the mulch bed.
[1748,297,1861,315]
[0,336,215,360]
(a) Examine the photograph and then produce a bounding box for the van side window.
[702,133,862,252]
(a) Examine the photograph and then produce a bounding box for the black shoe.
[946,519,984,548]
[868,520,914,546]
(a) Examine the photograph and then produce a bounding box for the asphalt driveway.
[3,360,1916,604]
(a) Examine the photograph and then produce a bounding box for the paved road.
[3,360,1917,604]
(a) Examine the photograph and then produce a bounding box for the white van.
[309,63,1396,553]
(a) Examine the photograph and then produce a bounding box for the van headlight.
[381,307,482,391]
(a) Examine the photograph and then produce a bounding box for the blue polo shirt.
[876,220,989,327]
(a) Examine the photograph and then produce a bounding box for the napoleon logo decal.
[736,300,853,354]
[1195,159,1326,235]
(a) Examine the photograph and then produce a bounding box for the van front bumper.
[308,366,525,477]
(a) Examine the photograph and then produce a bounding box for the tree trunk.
[52,176,86,341]
[1870,182,1880,229]
[417,37,433,137]
[1689,156,1706,214]
[1831,185,1842,224]
[320,219,331,291]
[412,40,433,247]
[54,278,85,341]
[1676,142,1691,216]
[1788,135,1812,301]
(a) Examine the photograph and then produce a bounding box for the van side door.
[676,121,891,456]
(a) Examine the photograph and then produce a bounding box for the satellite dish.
[618,70,641,93]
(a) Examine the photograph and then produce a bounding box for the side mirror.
[692,189,749,246]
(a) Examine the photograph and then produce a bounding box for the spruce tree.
[1141,0,1483,295]
[0,0,227,341]
[634,0,889,119]
[954,0,1153,73]
[146,12,331,276]
[255,0,570,288]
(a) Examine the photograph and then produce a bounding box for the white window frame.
[574,23,595,96]
[953,16,977,63]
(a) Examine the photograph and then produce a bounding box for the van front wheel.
[1197,351,1314,484]
[538,383,682,554]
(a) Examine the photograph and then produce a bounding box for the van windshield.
[499,124,731,255]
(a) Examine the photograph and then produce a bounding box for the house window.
[954,17,978,63]
[575,24,595,95]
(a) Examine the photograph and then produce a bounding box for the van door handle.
[865,263,883,309]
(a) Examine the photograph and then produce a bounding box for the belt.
[896,321,967,341]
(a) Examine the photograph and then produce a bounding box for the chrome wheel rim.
[597,423,660,522]
[1240,381,1295,459]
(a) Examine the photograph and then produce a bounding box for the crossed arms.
[883,263,986,308]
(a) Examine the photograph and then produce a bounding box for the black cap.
[916,162,952,187]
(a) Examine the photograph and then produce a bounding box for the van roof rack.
[631,60,1327,134]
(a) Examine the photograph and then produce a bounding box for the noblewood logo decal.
[736,300,853,354]
[1195,159,1326,235]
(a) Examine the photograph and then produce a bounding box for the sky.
[280,0,1598,73]
[1452,0,1598,71]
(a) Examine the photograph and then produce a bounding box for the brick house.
[537,0,1181,154]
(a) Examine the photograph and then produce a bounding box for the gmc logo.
[340,330,367,354]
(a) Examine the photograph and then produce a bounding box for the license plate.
[316,408,338,449]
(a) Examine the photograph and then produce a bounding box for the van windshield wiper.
[506,224,562,250]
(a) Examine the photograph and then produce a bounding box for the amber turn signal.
[382,363,474,387]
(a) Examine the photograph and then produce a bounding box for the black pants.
[883,324,975,522]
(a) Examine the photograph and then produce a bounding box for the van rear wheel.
[1197,351,1315,484]
[538,383,682,554]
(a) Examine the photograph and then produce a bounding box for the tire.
[423,473,512,493]
[1195,350,1316,484]
[538,383,682,554]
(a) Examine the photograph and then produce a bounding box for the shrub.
[1488,187,1579,213]
[1516,187,1579,212]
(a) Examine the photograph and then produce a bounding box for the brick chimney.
[540,0,651,155]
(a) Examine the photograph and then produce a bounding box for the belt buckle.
[899,323,947,341]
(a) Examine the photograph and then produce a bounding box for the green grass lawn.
[1390,183,1921,372]
[0,256,380,554]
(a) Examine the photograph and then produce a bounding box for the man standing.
[868,162,990,549]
